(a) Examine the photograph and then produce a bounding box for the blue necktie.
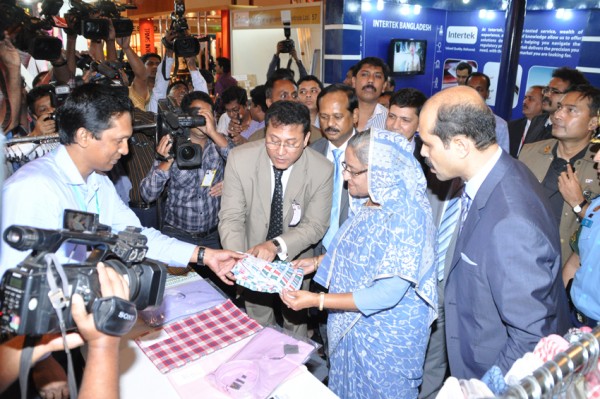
[436,192,462,281]
[322,149,343,250]
[459,190,472,233]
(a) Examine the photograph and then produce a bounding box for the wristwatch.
[197,246,206,267]
[573,199,588,214]
[271,239,282,254]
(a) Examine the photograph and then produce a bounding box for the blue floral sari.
[314,129,438,398]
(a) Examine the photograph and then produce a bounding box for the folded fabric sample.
[232,255,304,293]
[207,326,317,398]
[135,299,263,373]
[139,278,227,327]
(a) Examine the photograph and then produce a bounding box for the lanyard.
[70,185,100,215]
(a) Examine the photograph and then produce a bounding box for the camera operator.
[266,42,308,81]
[141,91,231,248]
[26,84,57,137]
[147,30,209,113]
[1,83,244,283]
[0,263,129,399]
[0,34,22,135]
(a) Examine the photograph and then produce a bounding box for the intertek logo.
[446,26,478,44]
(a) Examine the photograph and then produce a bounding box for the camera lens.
[180,145,196,161]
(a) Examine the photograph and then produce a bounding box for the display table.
[116,273,338,399]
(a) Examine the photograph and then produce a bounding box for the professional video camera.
[169,0,199,57]
[155,98,204,168]
[0,0,63,60]
[278,21,295,54]
[67,0,135,41]
[0,210,167,336]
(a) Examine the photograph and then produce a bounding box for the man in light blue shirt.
[1,84,243,281]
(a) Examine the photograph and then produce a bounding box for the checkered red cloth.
[136,299,263,373]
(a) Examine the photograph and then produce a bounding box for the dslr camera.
[278,21,295,54]
[156,98,204,168]
[169,0,200,57]
[0,210,167,336]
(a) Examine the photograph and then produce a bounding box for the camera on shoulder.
[0,210,167,337]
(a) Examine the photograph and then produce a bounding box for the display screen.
[388,39,427,76]
[9,275,23,290]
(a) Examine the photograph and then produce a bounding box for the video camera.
[156,98,204,169]
[0,0,63,60]
[67,0,135,41]
[278,20,295,54]
[169,0,199,57]
[0,210,167,336]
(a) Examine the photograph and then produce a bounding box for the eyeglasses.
[542,86,565,95]
[266,140,303,150]
[341,161,368,177]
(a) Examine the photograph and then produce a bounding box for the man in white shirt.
[351,57,389,131]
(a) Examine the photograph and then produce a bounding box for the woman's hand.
[280,289,318,311]
[291,256,319,275]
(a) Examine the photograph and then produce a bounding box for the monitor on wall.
[388,39,427,76]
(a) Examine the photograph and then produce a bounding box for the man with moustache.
[419,85,570,379]
[219,100,333,336]
[525,67,589,144]
[519,85,600,266]
[562,129,600,328]
[352,57,389,131]
[508,85,544,157]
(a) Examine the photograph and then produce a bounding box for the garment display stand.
[500,325,600,398]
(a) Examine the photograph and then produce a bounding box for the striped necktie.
[436,190,462,281]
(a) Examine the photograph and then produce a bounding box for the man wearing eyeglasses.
[249,76,323,144]
[519,84,600,267]
[524,67,589,145]
[216,86,263,145]
[219,100,333,336]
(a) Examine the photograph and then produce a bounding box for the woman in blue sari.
[281,128,437,398]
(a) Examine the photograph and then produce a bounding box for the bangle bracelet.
[319,292,325,311]
[313,257,319,272]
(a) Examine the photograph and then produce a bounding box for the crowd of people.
[0,21,599,399]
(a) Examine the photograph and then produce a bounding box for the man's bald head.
[421,86,496,150]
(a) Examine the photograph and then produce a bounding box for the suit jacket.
[524,113,552,144]
[218,139,333,260]
[508,117,528,158]
[444,151,570,379]
[519,139,600,264]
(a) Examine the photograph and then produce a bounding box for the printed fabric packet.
[232,255,304,293]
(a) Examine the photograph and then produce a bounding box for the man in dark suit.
[508,85,543,157]
[418,86,570,379]
[219,100,333,336]
[524,67,589,146]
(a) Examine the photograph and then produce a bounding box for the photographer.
[0,263,129,399]
[216,85,263,145]
[141,91,231,248]
[266,42,308,81]
[0,84,244,283]
[147,30,209,113]
[26,84,57,137]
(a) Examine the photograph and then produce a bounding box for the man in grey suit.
[219,100,333,336]
[418,86,570,379]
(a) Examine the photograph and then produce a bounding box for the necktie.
[436,192,462,281]
[459,190,472,233]
[266,167,284,240]
[322,149,343,250]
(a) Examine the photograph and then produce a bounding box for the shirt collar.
[464,147,503,200]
